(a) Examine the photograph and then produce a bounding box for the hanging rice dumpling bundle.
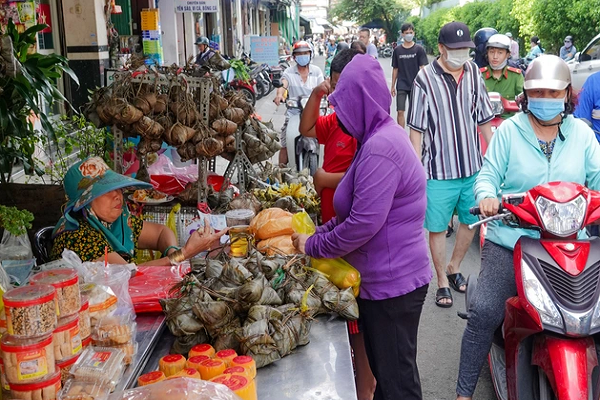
[193,301,236,337]
[160,297,206,337]
[237,319,280,368]
[171,331,210,356]
[321,287,360,321]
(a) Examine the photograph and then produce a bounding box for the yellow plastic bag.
[292,211,361,297]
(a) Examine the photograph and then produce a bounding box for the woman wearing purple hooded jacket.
[292,54,432,400]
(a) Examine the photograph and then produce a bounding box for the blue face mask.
[527,97,566,121]
[295,55,310,66]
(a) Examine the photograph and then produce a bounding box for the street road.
[253,54,496,399]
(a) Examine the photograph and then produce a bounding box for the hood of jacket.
[328,54,394,144]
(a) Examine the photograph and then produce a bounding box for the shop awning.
[311,23,324,34]
[315,18,334,30]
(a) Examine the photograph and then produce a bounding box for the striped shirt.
[408,59,494,180]
[282,64,324,115]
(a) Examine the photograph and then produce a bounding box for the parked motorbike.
[240,52,274,100]
[284,96,328,175]
[279,54,292,70]
[378,44,393,58]
[220,68,256,106]
[460,182,600,399]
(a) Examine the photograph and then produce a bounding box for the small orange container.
[223,366,251,379]
[188,343,215,358]
[210,373,257,400]
[158,354,186,377]
[137,371,165,387]
[198,358,226,380]
[186,355,210,372]
[168,368,201,380]
[215,349,238,367]
[231,355,257,379]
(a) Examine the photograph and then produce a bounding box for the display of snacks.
[80,283,118,326]
[69,347,125,391]
[223,366,251,379]
[78,298,91,340]
[3,285,57,337]
[91,315,135,346]
[30,269,81,317]
[186,355,211,372]
[215,349,237,367]
[188,343,215,359]
[0,357,10,391]
[82,336,92,349]
[168,368,201,380]
[53,315,82,362]
[158,354,185,377]
[209,374,257,400]
[1,333,55,384]
[0,308,6,335]
[58,378,111,400]
[110,341,137,366]
[231,356,256,379]
[112,377,252,400]
[137,371,165,387]
[197,358,226,380]
[56,354,80,385]
[8,370,61,400]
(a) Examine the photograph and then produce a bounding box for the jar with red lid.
[55,354,80,384]
[53,315,82,362]
[1,333,55,384]
[0,357,10,391]
[81,336,92,349]
[9,370,61,400]
[30,269,81,317]
[78,297,91,340]
[3,285,57,337]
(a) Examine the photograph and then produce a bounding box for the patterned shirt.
[408,59,494,180]
[50,214,144,262]
[282,64,324,115]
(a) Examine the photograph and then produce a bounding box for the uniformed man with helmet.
[480,33,524,117]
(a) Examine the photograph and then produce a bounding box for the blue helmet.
[473,28,498,48]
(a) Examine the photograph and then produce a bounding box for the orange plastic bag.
[250,208,294,240]
[292,211,361,297]
[257,235,296,256]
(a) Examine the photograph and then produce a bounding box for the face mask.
[528,97,566,121]
[490,59,508,71]
[564,41,572,49]
[404,34,414,42]
[445,48,471,69]
[296,55,310,66]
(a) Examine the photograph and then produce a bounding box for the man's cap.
[438,22,475,49]
[564,35,573,42]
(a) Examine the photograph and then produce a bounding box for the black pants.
[358,284,429,400]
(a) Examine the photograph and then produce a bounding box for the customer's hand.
[314,79,332,98]
[292,233,309,254]
[274,93,285,106]
[182,218,228,258]
[479,198,500,217]
[391,87,396,97]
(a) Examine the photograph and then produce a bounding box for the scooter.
[461,182,600,400]
[284,96,328,175]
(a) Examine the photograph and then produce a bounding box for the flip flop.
[447,272,467,293]
[435,287,453,308]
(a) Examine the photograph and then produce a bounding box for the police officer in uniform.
[480,33,524,118]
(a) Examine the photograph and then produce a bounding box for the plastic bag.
[148,154,198,195]
[250,208,294,240]
[257,235,296,256]
[292,211,361,297]
[128,264,190,313]
[108,377,244,400]
[0,229,33,261]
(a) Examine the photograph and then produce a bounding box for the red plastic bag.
[128,264,190,313]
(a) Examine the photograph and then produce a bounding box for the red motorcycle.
[479,92,520,154]
[462,182,600,399]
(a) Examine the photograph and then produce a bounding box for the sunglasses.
[564,40,571,43]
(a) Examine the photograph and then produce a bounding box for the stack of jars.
[0,268,92,400]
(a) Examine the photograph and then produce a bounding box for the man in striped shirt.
[408,21,494,308]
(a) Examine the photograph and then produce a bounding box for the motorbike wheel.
[255,78,267,100]
[306,153,318,176]
[239,87,256,106]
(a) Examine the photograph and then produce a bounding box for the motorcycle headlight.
[286,99,297,108]
[535,195,586,237]
[521,260,563,329]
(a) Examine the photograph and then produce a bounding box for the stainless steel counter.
[137,315,358,400]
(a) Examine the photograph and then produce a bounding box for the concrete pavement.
[252,53,495,399]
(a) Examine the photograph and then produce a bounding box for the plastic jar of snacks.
[30,269,81,317]
[1,333,55,384]
[58,378,111,400]
[55,354,79,385]
[78,297,91,340]
[9,370,61,400]
[53,315,82,362]
[0,357,10,392]
[3,285,57,337]
[81,336,92,349]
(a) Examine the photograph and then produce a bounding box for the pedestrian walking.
[292,53,431,400]
[408,21,494,308]
[390,23,428,127]
[358,28,378,59]
[560,35,577,62]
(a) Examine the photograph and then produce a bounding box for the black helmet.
[473,28,498,48]
[336,42,350,52]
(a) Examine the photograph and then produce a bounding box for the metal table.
[137,315,358,400]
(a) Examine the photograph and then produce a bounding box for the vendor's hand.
[182,218,228,258]
[314,79,332,97]
[391,87,396,97]
[274,93,285,106]
[479,198,500,217]
[292,233,309,254]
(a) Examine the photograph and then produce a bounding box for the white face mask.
[404,34,414,42]
[490,59,508,71]
[444,48,471,69]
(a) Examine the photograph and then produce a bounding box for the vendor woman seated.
[50,157,225,265]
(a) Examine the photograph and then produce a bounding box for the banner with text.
[174,0,218,13]
[250,36,279,66]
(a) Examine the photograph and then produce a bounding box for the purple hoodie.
[305,54,432,300]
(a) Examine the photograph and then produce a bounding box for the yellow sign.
[141,9,159,31]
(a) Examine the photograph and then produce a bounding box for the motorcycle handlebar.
[469,205,505,216]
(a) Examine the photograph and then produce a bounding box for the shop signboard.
[174,0,218,13]
[250,36,279,66]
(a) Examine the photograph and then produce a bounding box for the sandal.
[435,287,453,308]
[447,272,467,293]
